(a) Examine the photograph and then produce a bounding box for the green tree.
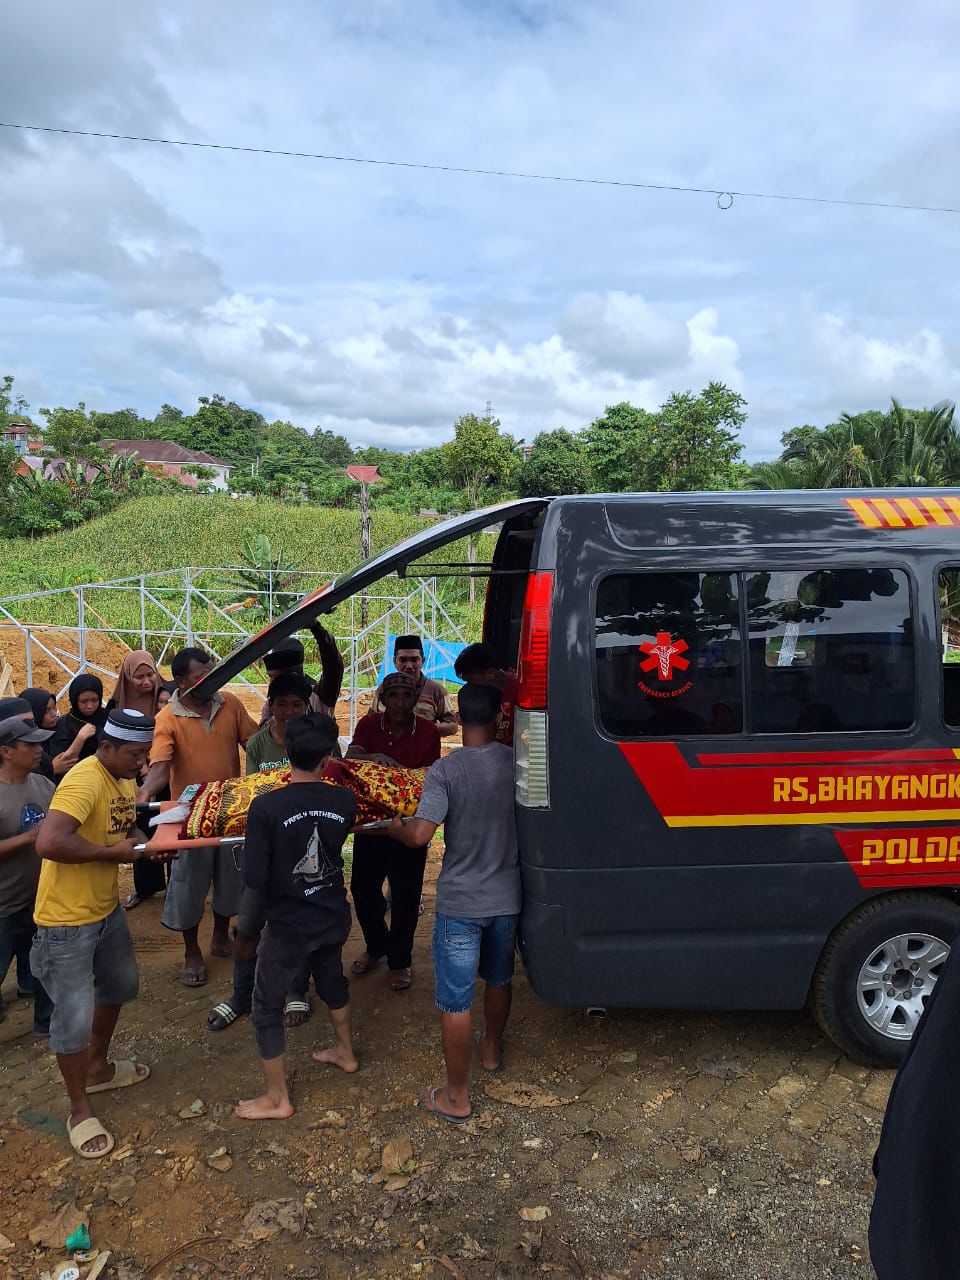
[518,428,592,497]
[39,403,106,462]
[313,428,353,467]
[442,411,517,509]
[0,374,31,428]
[642,382,746,491]
[582,402,657,491]
[89,408,149,439]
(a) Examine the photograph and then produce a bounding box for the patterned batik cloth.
[181,758,428,839]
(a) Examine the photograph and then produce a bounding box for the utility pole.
[359,477,371,631]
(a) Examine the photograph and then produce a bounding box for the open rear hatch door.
[192,497,550,699]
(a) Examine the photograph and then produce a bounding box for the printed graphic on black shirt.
[292,821,341,889]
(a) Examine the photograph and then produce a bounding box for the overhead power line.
[2,119,959,216]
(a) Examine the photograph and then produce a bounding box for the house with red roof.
[102,440,234,491]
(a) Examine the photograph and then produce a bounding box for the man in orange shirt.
[137,648,257,987]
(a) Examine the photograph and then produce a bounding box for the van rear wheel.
[811,893,960,1067]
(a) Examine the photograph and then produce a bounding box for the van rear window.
[595,573,742,737]
[746,568,914,733]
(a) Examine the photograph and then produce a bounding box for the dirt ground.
[0,854,892,1280]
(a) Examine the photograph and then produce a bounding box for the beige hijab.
[110,650,160,716]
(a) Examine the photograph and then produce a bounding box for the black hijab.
[21,687,54,729]
[49,674,107,763]
[0,692,55,780]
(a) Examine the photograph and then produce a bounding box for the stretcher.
[132,802,399,854]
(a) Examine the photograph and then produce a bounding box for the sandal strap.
[283,1000,310,1013]
[211,1003,239,1022]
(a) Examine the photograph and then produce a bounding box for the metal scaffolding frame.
[0,566,466,735]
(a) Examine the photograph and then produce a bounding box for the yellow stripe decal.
[921,496,953,526]
[872,499,906,528]
[894,498,928,527]
[846,497,882,528]
[944,497,960,523]
[665,808,960,828]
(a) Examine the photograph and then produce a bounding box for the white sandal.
[68,1115,115,1159]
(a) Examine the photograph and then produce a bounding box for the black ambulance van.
[198,488,960,1066]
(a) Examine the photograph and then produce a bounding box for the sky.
[2,1,960,459]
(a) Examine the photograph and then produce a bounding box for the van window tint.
[940,569,960,728]
[746,568,914,733]
[595,573,742,737]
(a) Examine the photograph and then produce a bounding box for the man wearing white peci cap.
[33,709,173,1159]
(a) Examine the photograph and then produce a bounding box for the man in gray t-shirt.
[0,715,55,1033]
[390,683,520,1126]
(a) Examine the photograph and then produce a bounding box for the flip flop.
[209,941,233,958]
[207,1000,245,1031]
[283,998,312,1028]
[122,892,142,911]
[474,1032,503,1073]
[388,967,413,992]
[179,963,207,987]
[351,952,382,976]
[86,1059,151,1094]
[68,1115,115,1159]
[419,1086,472,1125]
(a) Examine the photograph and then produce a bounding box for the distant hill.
[0,494,428,595]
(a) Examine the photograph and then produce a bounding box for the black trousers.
[251,927,349,1060]
[350,833,428,970]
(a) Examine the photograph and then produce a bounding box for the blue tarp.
[379,633,466,685]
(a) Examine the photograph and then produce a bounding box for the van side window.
[745,568,914,733]
[595,572,742,737]
[939,569,960,728]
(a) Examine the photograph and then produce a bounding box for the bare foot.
[312,1045,359,1073]
[234,1093,295,1120]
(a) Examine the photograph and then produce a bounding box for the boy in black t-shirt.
[235,715,358,1121]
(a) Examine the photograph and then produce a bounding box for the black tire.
[810,892,960,1067]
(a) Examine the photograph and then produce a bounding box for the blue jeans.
[31,906,138,1054]
[0,905,53,1034]
[432,912,519,1014]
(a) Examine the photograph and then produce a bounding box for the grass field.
[0,493,489,661]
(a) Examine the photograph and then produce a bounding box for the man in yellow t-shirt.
[33,708,170,1160]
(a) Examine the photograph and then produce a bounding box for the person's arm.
[242,801,271,892]
[136,760,171,803]
[0,829,39,860]
[389,758,447,846]
[137,715,174,802]
[237,701,259,747]
[310,621,345,709]
[35,809,140,865]
[54,721,98,772]
[435,688,458,737]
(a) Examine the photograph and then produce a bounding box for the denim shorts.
[31,905,139,1054]
[432,912,519,1014]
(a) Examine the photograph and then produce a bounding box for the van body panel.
[511,490,960,1012]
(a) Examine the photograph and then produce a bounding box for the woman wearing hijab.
[105,653,169,911]
[47,674,107,778]
[20,688,61,782]
[108,651,161,718]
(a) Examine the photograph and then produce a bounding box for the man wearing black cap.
[0,716,55,1035]
[374,636,457,737]
[260,622,344,724]
[33,708,170,1159]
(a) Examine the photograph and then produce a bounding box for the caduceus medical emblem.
[638,632,690,681]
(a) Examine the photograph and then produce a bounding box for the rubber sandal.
[122,892,142,911]
[86,1059,150,1094]
[209,940,233,958]
[179,963,207,987]
[68,1115,115,1159]
[474,1032,503,1073]
[351,952,381,976]
[388,967,413,992]
[419,1086,472,1125]
[207,1000,245,1031]
[283,999,311,1028]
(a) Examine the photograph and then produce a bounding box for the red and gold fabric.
[181,758,428,840]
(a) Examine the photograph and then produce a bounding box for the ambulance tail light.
[516,571,553,710]
[515,708,550,809]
